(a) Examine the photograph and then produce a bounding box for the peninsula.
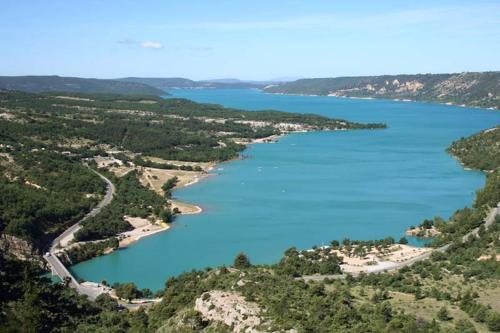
[0,90,385,265]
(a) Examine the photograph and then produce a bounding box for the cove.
[71,89,500,290]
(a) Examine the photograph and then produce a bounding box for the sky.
[1,0,499,80]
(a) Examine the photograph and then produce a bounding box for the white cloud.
[139,41,163,49]
[117,39,163,49]
[117,39,212,53]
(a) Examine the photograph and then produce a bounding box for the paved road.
[50,169,115,252]
[44,168,115,300]
[302,206,499,282]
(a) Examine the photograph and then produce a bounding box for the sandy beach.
[118,216,171,248]
[234,134,282,145]
[170,199,203,215]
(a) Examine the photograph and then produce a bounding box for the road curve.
[302,206,499,282]
[44,167,115,300]
[50,169,115,252]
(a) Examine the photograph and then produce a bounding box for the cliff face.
[264,72,500,109]
[0,233,40,262]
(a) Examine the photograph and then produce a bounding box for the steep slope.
[264,72,500,109]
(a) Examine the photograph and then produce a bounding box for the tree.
[378,301,393,322]
[437,306,451,321]
[414,287,424,300]
[234,252,251,269]
[284,247,298,257]
[95,293,119,311]
[455,319,477,333]
[114,282,141,302]
[421,219,434,229]
[142,288,153,298]
[398,237,408,244]
[485,311,500,331]
[161,176,179,197]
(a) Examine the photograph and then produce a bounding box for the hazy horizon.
[2,70,500,83]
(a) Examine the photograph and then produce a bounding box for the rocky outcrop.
[0,233,40,261]
[195,291,262,333]
[194,290,297,333]
[405,226,441,238]
[264,72,500,109]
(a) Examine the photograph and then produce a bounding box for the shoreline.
[166,132,287,216]
[83,133,285,252]
[77,123,430,257]
[262,91,498,111]
[85,130,306,253]
[118,224,171,248]
[74,119,489,261]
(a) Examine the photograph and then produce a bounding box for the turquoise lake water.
[72,89,500,290]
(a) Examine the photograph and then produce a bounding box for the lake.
[71,89,500,290]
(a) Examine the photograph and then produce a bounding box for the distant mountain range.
[263,72,500,109]
[118,77,281,89]
[0,75,165,95]
[0,75,288,96]
[1,73,498,109]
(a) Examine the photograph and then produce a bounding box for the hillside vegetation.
[0,90,382,251]
[448,127,500,171]
[0,75,165,95]
[1,91,499,331]
[264,72,500,109]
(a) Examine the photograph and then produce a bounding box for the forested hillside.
[0,76,165,95]
[448,127,500,171]
[1,93,498,331]
[0,90,382,251]
[264,72,500,109]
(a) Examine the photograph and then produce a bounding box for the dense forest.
[0,91,384,162]
[0,91,498,332]
[0,75,165,95]
[448,127,500,171]
[264,72,500,109]
[0,149,104,249]
[74,171,171,242]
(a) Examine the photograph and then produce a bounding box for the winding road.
[302,205,499,282]
[44,168,115,300]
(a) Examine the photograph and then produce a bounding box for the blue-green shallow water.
[72,89,500,290]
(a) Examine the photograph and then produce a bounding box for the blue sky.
[1,0,499,80]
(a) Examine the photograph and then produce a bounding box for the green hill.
[264,72,500,109]
[119,77,269,89]
[0,75,165,95]
[448,126,500,171]
[118,77,198,89]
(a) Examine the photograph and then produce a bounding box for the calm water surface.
[72,89,500,290]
